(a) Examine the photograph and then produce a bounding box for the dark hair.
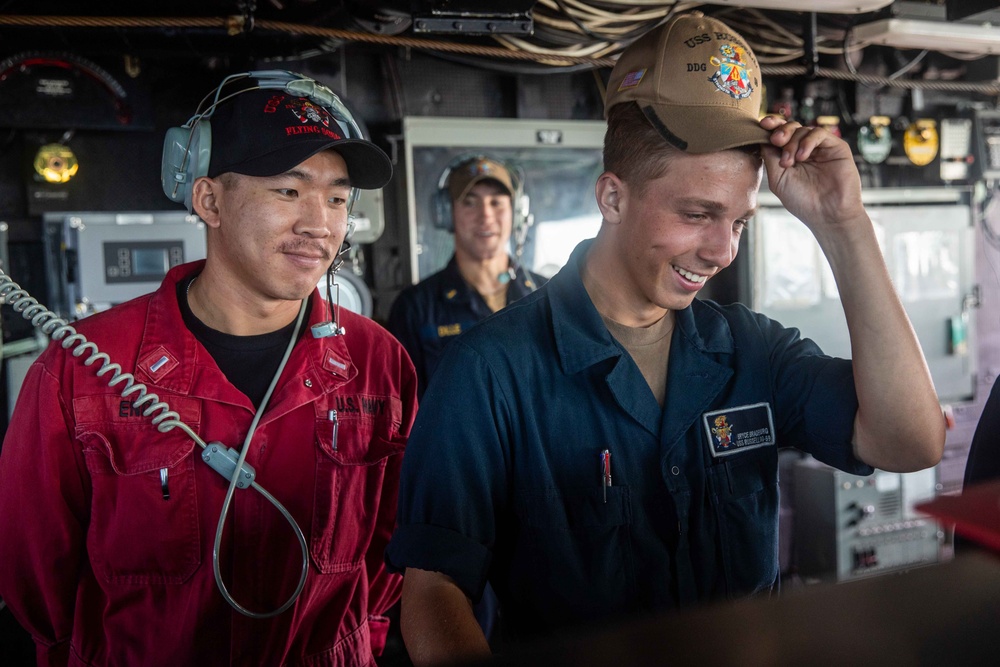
[603,102,763,196]
[603,102,681,196]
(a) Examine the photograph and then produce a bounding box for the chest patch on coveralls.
[702,402,775,458]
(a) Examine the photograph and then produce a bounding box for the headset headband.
[163,70,370,213]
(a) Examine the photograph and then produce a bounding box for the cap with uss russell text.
[447,157,515,203]
[605,12,771,154]
[206,88,392,189]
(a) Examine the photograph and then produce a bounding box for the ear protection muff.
[431,168,456,232]
[161,69,367,222]
[431,155,532,243]
[162,121,211,211]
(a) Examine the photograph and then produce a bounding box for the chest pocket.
[312,396,404,574]
[708,446,779,598]
[76,394,202,585]
[511,487,636,625]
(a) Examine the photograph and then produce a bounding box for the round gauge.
[903,119,939,167]
[857,121,892,164]
[316,270,373,318]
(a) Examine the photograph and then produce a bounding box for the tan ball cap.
[605,12,772,154]
[448,157,516,202]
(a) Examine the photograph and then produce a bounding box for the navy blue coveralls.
[964,377,1000,487]
[387,239,873,641]
[386,254,545,399]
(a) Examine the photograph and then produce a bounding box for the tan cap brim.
[640,103,773,154]
[456,175,513,203]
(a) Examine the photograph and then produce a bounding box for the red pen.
[600,449,612,503]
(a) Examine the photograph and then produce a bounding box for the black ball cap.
[206,88,392,189]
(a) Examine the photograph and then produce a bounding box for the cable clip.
[202,442,256,489]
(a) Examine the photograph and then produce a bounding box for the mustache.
[278,239,332,261]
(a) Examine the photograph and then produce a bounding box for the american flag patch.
[618,69,646,91]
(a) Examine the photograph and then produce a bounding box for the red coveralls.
[0,261,417,666]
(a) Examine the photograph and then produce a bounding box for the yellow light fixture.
[33,143,79,184]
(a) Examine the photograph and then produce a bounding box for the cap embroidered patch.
[709,44,754,100]
[285,97,330,126]
[281,97,343,139]
[618,69,646,91]
[702,402,775,458]
[468,160,494,176]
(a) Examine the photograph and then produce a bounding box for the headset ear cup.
[507,166,529,238]
[161,120,212,210]
[432,188,454,232]
[161,125,193,204]
[516,193,530,229]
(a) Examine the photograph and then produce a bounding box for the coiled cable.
[0,267,309,618]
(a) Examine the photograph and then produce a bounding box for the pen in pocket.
[600,449,612,503]
[329,409,339,451]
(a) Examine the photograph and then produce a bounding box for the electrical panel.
[52,211,206,317]
[793,459,942,582]
[974,110,1000,180]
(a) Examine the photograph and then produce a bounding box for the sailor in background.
[387,155,546,400]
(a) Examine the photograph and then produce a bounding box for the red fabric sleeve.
[0,360,88,666]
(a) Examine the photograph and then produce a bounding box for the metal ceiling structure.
[0,1,998,71]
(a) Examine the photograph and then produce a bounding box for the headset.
[431,154,534,258]
[161,69,368,215]
[163,70,364,338]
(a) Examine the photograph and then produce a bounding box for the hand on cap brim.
[758,115,866,232]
